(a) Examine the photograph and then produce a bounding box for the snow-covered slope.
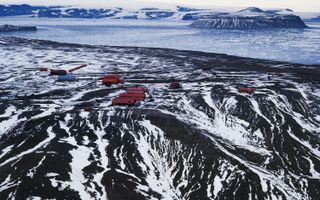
[190,7,307,29]
[0,37,319,199]
[0,4,318,22]
[0,4,189,20]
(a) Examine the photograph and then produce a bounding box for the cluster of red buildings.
[100,74,149,106]
[112,87,149,106]
[40,65,270,108]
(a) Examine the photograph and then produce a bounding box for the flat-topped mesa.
[0,24,37,32]
[190,7,308,29]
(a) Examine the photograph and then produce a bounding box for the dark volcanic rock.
[0,37,319,200]
[0,24,37,32]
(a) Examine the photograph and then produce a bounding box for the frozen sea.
[0,17,319,65]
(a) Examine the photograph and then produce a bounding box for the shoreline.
[1,36,320,68]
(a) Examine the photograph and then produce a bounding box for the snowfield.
[0,37,319,199]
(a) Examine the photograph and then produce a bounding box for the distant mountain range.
[308,16,320,22]
[0,4,188,20]
[0,4,319,21]
[190,7,308,29]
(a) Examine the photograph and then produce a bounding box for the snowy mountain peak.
[238,7,264,13]
[235,7,295,17]
[176,6,203,12]
[266,8,294,15]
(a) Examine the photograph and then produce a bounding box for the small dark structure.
[170,81,181,89]
[239,88,255,94]
[50,69,67,76]
[57,74,76,82]
[276,73,284,77]
[102,74,124,85]
[39,67,48,72]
